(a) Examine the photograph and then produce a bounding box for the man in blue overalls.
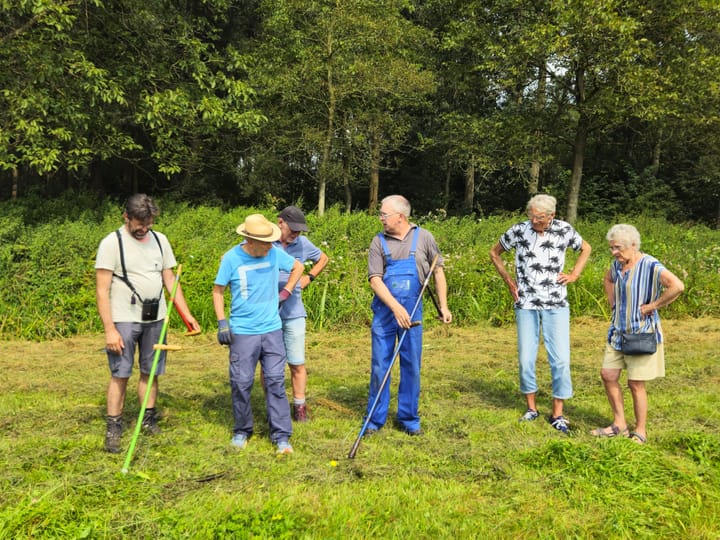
[364,195,452,436]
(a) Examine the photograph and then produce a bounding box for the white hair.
[381,195,411,217]
[526,194,556,215]
[606,224,641,249]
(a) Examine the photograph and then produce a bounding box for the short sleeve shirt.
[606,254,666,348]
[95,227,176,322]
[368,224,444,283]
[214,243,297,335]
[274,235,324,320]
[499,219,584,310]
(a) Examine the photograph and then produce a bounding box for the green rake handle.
[121,265,183,474]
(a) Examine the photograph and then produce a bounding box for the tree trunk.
[566,66,587,225]
[566,117,588,225]
[463,160,474,213]
[368,132,380,212]
[343,149,352,214]
[11,167,18,200]
[317,33,336,218]
[443,163,451,211]
[650,129,662,177]
[528,61,546,195]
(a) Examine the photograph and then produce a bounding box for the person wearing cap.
[274,206,329,422]
[212,213,304,454]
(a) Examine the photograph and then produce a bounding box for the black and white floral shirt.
[499,219,584,310]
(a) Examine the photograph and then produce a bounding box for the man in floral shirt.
[490,194,592,434]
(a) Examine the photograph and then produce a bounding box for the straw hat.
[236,214,281,242]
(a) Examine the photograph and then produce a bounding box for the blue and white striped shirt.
[607,254,666,349]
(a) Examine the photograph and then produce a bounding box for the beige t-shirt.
[95,227,176,322]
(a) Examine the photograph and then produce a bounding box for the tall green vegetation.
[1,197,718,340]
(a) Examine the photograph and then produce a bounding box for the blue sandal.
[629,431,647,444]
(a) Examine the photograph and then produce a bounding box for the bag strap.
[113,229,164,303]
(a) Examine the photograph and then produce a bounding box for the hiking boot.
[549,415,570,434]
[104,417,123,454]
[276,440,294,455]
[519,408,540,422]
[403,428,424,436]
[292,403,309,422]
[141,408,161,435]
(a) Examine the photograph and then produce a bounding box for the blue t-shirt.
[215,243,297,335]
[274,236,323,320]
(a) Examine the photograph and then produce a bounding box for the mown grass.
[1,317,719,539]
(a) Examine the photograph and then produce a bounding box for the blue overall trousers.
[365,229,423,432]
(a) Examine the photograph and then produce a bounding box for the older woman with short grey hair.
[591,224,684,444]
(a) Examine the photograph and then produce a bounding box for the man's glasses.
[379,211,399,220]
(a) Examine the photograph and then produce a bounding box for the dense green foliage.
[1,319,718,537]
[1,1,719,222]
[1,196,718,340]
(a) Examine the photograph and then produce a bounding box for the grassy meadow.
[1,197,720,538]
[1,317,719,538]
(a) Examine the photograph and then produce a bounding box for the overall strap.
[377,227,420,261]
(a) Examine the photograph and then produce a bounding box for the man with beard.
[95,193,199,453]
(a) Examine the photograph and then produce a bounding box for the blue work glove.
[217,319,231,345]
[278,288,291,303]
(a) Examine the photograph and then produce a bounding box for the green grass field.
[1,317,719,539]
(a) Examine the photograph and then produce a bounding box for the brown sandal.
[591,424,629,438]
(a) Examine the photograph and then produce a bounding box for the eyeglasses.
[379,211,399,220]
[528,213,551,222]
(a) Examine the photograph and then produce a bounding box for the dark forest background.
[2,1,719,224]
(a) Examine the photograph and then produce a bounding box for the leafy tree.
[249,0,435,215]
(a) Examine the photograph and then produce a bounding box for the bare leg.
[106,377,129,416]
[138,373,159,409]
[628,379,648,439]
[599,367,628,431]
[290,364,307,401]
[525,392,537,411]
[552,397,564,418]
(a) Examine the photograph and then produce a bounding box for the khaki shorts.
[602,342,665,381]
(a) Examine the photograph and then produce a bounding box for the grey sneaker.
[104,417,122,454]
[141,409,161,435]
[549,415,570,434]
[519,409,540,422]
[231,433,248,449]
[276,440,294,455]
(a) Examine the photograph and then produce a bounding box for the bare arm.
[558,240,592,284]
[432,266,452,324]
[489,242,519,302]
[603,269,615,307]
[299,251,329,289]
[640,269,685,317]
[212,284,227,321]
[285,260,305,293]
[162,268,200,331]
[96,269,124,352]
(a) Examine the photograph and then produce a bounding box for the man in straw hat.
[213,213,304,454]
